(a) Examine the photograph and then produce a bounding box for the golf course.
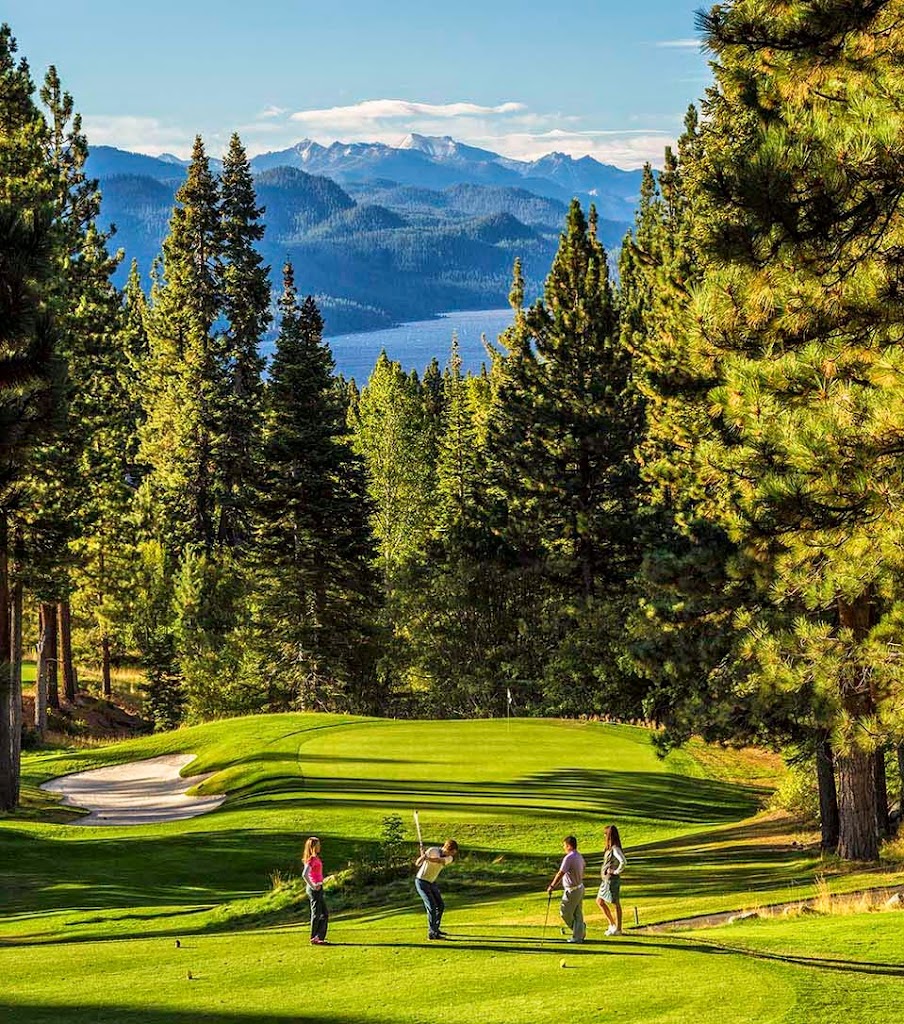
[1,715,902,1023]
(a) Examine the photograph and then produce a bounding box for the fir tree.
[140,135,223,554]
[491,202,640,599]
[70,254,146,698]
[252,265,381,711]
[218,133,269,547]
[137,135,225,720]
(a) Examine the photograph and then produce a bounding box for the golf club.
[542,890,553,940]
[414,809,423,853]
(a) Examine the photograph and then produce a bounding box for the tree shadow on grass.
[0,1007,386,1024]
[0,816,819,942]
[224,766,764,824]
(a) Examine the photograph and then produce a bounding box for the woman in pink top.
[302,837,329,945]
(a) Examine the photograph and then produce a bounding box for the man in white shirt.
[414,838,459,939]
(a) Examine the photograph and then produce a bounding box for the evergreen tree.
[251,265,381,711]
[218,133,269,547]
[687,1,904,860]
[351,351,435,584]
[140,135,223,554]
[484,205,643,714]
[0,26,66,807]
[435,335,481,533]
[492,202,640,598]
[70,255,146,698]
[137,135,225,719]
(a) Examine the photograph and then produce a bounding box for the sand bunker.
[42,753,225,826]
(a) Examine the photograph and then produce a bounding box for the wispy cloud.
[82,115,199,158]
[289,99,526,126]
[480,129,676,168]
[655,38,702,49]
[84,99,681,169]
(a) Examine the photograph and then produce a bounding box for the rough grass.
[1,714,902,1024]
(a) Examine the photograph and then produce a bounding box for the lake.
[324,308,515,381]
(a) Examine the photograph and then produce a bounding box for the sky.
[4,1,712,168]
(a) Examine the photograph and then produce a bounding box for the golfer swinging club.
[546,834,586,943]
[414,833,459,941]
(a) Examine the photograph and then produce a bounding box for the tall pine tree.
[687,0,904,860]
[251,265,381,711]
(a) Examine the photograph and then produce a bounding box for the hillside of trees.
[86,148,631,335]
[2,4,904,867]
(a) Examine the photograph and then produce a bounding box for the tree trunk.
[875,747,890,838]
[8,577,23,806]
[837,749,879,860]
[34,606,48,735]
[40,598,59,712]
[897,744,904,808]
[816,738,840,852]
[58,600,75,702]
[101,634,112,699]
[0,513,14,812]
[835,595,880,861]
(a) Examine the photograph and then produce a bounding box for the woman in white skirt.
[596,824,627,936]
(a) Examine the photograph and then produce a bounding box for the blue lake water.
[324,308,515,381]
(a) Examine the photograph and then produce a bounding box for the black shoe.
[427,933,446,940]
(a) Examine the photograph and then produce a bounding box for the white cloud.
[655,38,703,49]
[289,98,526,127]
[82,115,195,158]
[476,129,676,168]
[83,99,682,169]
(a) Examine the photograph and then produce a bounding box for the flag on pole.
[506,688,512,706]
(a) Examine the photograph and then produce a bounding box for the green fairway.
[1,715,902,1023]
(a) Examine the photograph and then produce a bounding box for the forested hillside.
[86,142,633,333]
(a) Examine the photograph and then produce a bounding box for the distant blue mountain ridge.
[87,135,641,335]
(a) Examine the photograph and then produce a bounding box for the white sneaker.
[605,925,617,936]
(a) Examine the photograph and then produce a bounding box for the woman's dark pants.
[308,886,329,941]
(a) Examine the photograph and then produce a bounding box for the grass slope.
[1,715,902,1023]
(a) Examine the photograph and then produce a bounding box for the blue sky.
[4,1,710,167]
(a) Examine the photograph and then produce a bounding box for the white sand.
[41,753,225,826]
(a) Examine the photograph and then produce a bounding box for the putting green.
[1,714,902,1023]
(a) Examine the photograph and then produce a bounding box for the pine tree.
[686,1,904,860]
[484,205,643,713]
[491,202,640,598]
[70,255,146,699]
[140,135,223,554]
[218,133,269,547]
[435,335,481,533]
[252,265,380,711]
[0,26,66,807]
[23,64,127,717]
[137,136,226,720]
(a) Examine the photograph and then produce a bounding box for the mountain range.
[87,135,642,335]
